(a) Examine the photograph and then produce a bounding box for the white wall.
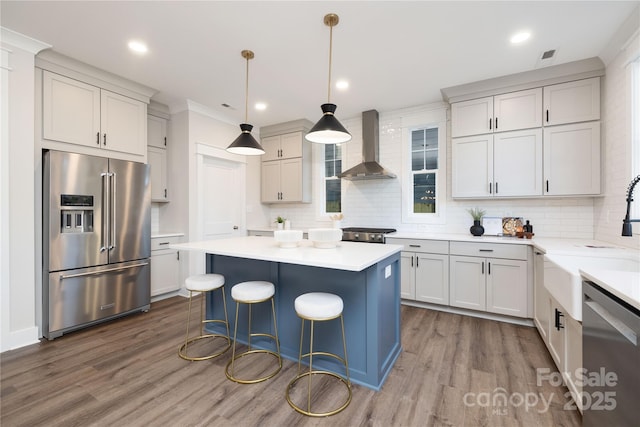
[0,29,49,352]
[594,27,640,250]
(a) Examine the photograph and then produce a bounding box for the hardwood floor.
[1,296,581,427]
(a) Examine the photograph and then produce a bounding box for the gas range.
[341,227,397,244]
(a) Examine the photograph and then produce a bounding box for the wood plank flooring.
[1,296,581,427]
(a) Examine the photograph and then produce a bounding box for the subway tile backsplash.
[269,107,595,239]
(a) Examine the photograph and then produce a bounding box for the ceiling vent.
[535,48,558,69]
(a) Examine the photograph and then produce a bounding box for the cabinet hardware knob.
[96,132,100,145]
[177,251,180,261]
[416,256,419,268]
[495,117,498,129]
[488,262,491,275]
[410,256,413,267]
[164,137,167,146]
[489,182,492,194]
[158,242,170,245]
[546,180,549,193]
[495,182,498,193]
[489,118,492,130]
[546,109,549,122]
[479,249,493,252]
[164,189,167,198]
[409,244,421,248]
[481,261,484,274]
[103,133,107,145]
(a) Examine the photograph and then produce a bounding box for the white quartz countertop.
[388,232,532,245]
[151,232,185,238]
[580,269,640,312]
[171,236,402,272]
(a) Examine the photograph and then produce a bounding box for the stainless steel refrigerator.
[43,150,151,339]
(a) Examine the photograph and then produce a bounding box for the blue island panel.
[204,252,401,391]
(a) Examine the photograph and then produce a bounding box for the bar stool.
[225,281,282,384]
[178,274,231,361]
[286,292,352,417]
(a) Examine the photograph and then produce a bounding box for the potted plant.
[466,207,486,236]
[275,216,286,230]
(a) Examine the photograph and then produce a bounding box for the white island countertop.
[172,236,402,272]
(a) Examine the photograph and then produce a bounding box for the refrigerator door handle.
[109,172,117,251]
[59,262,150,280]
[100,172,109,252]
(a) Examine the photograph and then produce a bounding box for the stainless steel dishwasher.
[582,281,640,426]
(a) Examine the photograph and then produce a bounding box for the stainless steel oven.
[582,281,640,426]
[341,227,396,244]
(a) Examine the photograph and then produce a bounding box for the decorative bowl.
[308,228,343,249]
[274,229,303,248]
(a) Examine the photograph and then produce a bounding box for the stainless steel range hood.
[339,109,396,180]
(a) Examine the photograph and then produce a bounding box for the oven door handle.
[585,298,637,346]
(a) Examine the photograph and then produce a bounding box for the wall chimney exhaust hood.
[339,109,396,180]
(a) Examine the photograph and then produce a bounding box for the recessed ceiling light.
[336,80,349,90]
[255,102,267,111]
[128,40,148,54]
[510,32,531,44]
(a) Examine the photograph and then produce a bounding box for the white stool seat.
[185,274,225,292]
[295,292,343,320]
[231,281,275,302]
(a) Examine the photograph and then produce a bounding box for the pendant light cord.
[327,22,333,103]
[245,54,249,123]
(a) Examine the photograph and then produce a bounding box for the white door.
[451,134,493,198]
[451,96,493,137]
[493,88,542,132]
[200,156,245,241]
[493,128,543,197]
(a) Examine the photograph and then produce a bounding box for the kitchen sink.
[544,254,639,321]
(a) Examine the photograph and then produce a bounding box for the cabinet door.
[42,71,101,146]
[449,255,486,311]
[400,252,416,300]
[451,96,493,137]
[533,251,550,341]
[493,129,542,196]
[564,315,583,409]
[493,88,542,132]
[543,77,600,126]
[261,161,281,202]
[280,158,303,201]
[148,146,168,202]
[543,122,600,196]
[485,258,528,317]
[151,250,180,296]
[415,253,449,305]
[548,298,566,369]
[147,115,167,148]
[100,89,147,156]
[261,135,281,161]
[452,134,493,197]
[279,132,303,159]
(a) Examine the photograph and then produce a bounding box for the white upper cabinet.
[493,88,543,133]
[543,121,601,196]
[42,70,147,157]
[261,132,303,161]
[451,97,493,137]
[451,88,542,137]
[452,128,542,198]
[43,71,101,147]
[147,115,167,148]
[543,77,600,126]
[260,126,311,204]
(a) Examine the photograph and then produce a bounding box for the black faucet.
[622,175,640,236]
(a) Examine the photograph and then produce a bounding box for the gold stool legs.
[178,287,231,361]
[286,314,352,417]
[225,297,282,384]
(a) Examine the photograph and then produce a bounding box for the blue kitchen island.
[173,236,402,390]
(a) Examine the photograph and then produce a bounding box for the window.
[324,144,342,213]
[411,128,438,213]
[400,106,447,224]
[631,57,640,218]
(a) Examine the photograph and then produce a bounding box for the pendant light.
[305,13,352,144]
[226,50,265,155]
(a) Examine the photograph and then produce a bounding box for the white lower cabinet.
[151,235,182,297]
[533,251,550,341]
[388,238,449,305]
[449,242,529,318]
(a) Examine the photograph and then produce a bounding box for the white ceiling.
[2,1,638,128]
